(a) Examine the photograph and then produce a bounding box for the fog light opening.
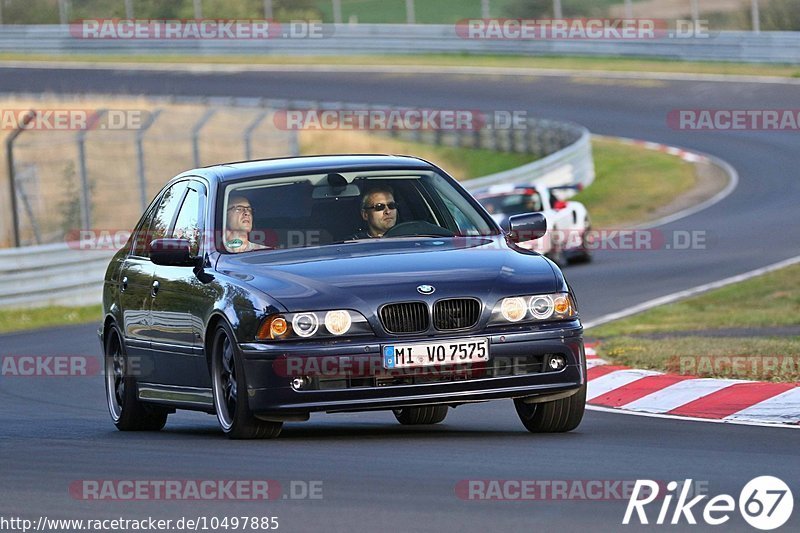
[548,355,566,371]
[291,376,310,390]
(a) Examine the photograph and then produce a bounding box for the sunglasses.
[363,202,398,212]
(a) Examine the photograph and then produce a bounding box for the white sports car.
[473,184,592,266]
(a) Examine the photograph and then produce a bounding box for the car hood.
[217,237,559,312]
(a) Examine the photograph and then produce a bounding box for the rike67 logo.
[624,476,793,530]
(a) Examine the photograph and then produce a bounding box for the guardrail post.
[405,0,415,24]
[243,108,270,160]
[192,108,217,168]
[76,110,107,232]
[523,118,533,154]
[751,0,761,33]
[5,110,36,247]
[136,109,162,211]
[332,0,342,24]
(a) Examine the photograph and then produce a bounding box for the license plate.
[383,338,489,369]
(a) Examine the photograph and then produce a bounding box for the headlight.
[324,310,352,335]
[529,295,554,319]
[258,310,371,340]
[500,297,527,322]
[489,292,577,325]
[291,313,319,338]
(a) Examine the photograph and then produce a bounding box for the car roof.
[474,185,540,197]
[181,154,438,183]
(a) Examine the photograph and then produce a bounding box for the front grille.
[434,298,481,330]
[380,302,429,334]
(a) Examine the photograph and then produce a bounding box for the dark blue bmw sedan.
[100,155,586,439]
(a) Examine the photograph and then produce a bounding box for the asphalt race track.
[1,66,798,532]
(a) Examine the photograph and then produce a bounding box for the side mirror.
[507,213,547,243]
[553,200,567,210]
[149,238,197,267]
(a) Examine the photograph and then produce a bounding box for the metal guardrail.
[0,95,593,308]
[0,242,113,308]
[0,25,799,64]
[464,126,594,192]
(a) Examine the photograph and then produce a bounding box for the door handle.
[121,276,128,292]
[151,280,159,297]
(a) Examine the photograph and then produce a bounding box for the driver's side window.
[132,181,187,258]
[171,185,203,256]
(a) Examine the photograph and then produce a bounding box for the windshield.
[478,192,543,217]
[218,169,498,253]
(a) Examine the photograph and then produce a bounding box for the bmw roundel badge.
[417,285,435,295]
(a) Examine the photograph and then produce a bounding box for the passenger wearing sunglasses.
[224,195,269,253]
[353,186,398,239]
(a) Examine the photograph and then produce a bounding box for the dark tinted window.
[171,186,203,256]
[133,181,187,257]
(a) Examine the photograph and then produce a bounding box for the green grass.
[433,146,534,179]
[574,137,696,227]
[1,52,799,79]
[591,264,800,337]
[591,263,800,381]
[598,336,800,382]
[0,304,102,334]
[314,0,518,24]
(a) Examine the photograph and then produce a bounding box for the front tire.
[546,228,568,267]
[513,384,586,433]
[104,325,168,431]
[570,223,593,264]
[211,323,282,439]
[393,405,449,425]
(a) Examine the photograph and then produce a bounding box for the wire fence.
[2,97,299,247]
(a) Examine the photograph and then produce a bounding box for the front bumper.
[238,321,585,415]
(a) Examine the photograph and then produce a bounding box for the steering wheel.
[383,221,455,238]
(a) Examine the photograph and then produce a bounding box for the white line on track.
[583,254,800,330]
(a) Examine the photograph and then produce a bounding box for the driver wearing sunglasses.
[353,185,398,239]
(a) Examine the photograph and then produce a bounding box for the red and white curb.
[584,344,800,427]
[616,138,707,163]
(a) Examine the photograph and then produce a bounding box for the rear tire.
[211,322,282,439]
[513,384,586,433]
[104,325,168,431]
[393,405,449,425]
